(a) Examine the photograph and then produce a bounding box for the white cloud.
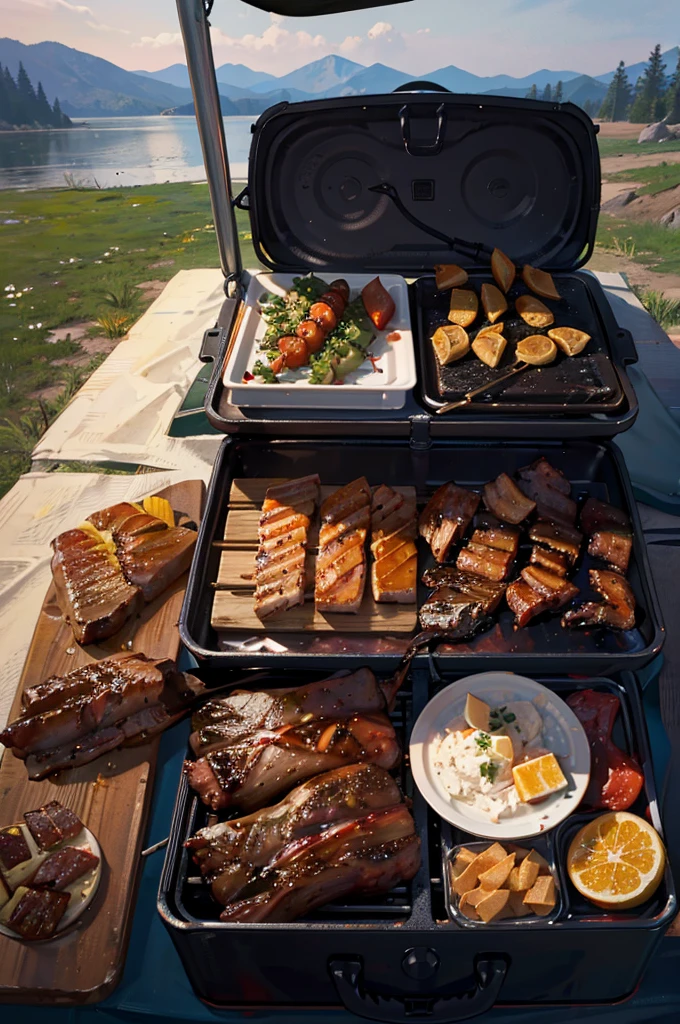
[340,35,362,53]
[22,0,93,13]
[133,31,181,50]
[367,22,393,40]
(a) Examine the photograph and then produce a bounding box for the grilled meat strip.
[507,566,579,628]
[483,473,536,525]
[254,475,320,619]
[528,519,582,565]
[116,526,196,603]
[87,502,168,539]
[457,541,514,582]
[30,847,99,890]
[506,580,551,629]
[218,804,420,924]
[471,514,520,556]
[580,497,631,536]
[419,567,505,636]
[517,458,577,524]
[0,828,32,871]
[316,478,371,613]
[370,486,417,603]
[186,764,403,905]
[2,887,70,940]
[51,528,143,644]
[1,655,203,780]
[562,569,636,631]
[529,545,568,576]
[186,712,400,812]
[190,668,386,757]
[580,498,633,574]
[23,800,83,849]
[419,483,480,562]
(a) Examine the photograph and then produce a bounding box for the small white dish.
[410,671,591,840]
[224,271,417,410]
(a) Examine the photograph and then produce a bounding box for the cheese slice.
[464,693,490,732]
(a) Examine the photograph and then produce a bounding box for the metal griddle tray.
[158,669,675,1013]
[179,435,664,675]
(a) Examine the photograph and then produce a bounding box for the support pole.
[176,0,242,287]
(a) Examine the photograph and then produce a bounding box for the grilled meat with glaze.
[562,569,636,631]
[483,473,536,525]
[316,478,371,613]
[419,483,480,562]
[517,458,577,524]
[254,475,320,620]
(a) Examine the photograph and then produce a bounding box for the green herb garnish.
[475,732,492,752]
[503,712,517,724]
[480,761,499,784]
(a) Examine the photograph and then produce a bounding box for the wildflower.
[4,284,14,291]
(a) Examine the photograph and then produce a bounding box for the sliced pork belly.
[316,478,370,613]
[588,531,633,574]
[563,569,636,631]
[456,541,514,582]
[517,458,577,524]
[580,497,631,536]
[370,486,417,603]
[483,473,536,525]
[419,483,480,562]
[529,545,568,576]
[471,514,520,556]
[528,519,582,565]
[521,565,579,607]
[254,474,320,619]
[506,580,551,628]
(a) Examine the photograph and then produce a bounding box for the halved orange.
[472,331,506,368]
[515,335,557,366]
[522,266,561,300]
[516,294,554,329]
[491,248,516,293]
[432,324,470,365]
[477,322,504,338]
[548,327,591,356]
[448,288,478,328]
[481,283,508,324]
[435,264,468,290]
[567,812,666,910]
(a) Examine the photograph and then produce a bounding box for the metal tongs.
[436,360,532,414]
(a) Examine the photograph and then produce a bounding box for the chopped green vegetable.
[252,360,279,384]
[503,712,517,724]
[480,761,499,783]
[475,732,492,752]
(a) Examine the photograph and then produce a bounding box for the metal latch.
[409,415,431,450]
[199,327,225,363]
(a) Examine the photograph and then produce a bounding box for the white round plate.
[0,823,101,940]
[410,672,591,840]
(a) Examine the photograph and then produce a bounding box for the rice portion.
[434,728,521,823]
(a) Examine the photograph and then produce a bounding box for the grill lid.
[246,92,600,275]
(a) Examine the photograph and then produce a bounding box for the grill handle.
[329,956,508,1023]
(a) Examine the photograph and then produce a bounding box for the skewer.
[141,837,169,857]
[436,360,530,414]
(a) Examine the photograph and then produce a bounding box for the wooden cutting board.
[211,479,418,634]
[0,478,204,1005]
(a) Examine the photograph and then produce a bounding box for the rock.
[638,120,671,143]
[660,206,680,229]
[602,190,638,213]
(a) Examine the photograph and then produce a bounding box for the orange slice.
[481,283,508,324]
[432,324,470,365]
[512,752,567,802]
[548,327,591,356]
[472,331,506,369]
[491,248,516,293]
[567,812,666,910]
[522,266,561,300]
[516,295,555,329]
[448,288,478,328]
[515,335,557,366]
[477,322,504,338]
[435,264,468,290]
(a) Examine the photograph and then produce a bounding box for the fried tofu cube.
[477,888,510,923]
[507,890,532,918]
[452,847,477,877]
[524,874,556,911]
[479,852,516,891]
[460,887,488,919]
[506,866,524,892]
[451,842,507,895]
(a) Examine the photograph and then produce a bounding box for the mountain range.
[1,38,678,120]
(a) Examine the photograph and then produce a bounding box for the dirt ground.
[602,183,680,222]
[594,122,651,139]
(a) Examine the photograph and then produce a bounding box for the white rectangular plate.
[223,272,417,409]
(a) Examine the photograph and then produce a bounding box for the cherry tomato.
[270,354,286,375]
[362,277,396,331]
[296,319,325,352]
[278,336,309,369]
[329,279,350,302]
[309,301,337,332]
[320,291,345,319]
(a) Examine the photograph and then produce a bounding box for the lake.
[0,115,256,191]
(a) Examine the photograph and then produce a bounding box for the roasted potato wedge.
[435,264,468,290]
[491,248,515,293]
[515,295,555,329]
[522,266,561,300]
[448,288,478,328]
[516,335,558,366]
[481,283,508,324]
[432,324,470,365]
[548,326,591,356]
[472,331,506,369]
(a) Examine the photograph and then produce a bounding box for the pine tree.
[629,45,667,122]
[667,50,680,124]
[526,83,538,100]
[35,82,53,126]
[2,65,18,125]
[52,96,70,128]
[16,62,38,124]
[599,61,633,121]
[541,82,552,102]
[554,80,563,103]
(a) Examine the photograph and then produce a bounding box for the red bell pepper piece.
[566,689,644,811]
[361,277,396,331]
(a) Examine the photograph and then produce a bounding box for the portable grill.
[163,0,674,1016]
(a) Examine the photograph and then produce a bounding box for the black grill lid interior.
[241,0,411,12]
[247,93,600,275]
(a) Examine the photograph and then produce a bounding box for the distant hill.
[0,38,192,116]
[133,63,190,89]
[335,62,412,96]
[486,74,607,108]
[249,54,362,95]
[423,65,581,94]
[215,63,277,90]
[596,46,679,85]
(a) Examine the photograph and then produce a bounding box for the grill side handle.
[328,956,508,1023]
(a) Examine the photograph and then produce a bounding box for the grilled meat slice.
[470,517,520,556]
[419,585,499,637]
[506,579,551,628]
[530,545,568,576]
[517,458,577,524]
[30,847,99,890]
[254,475,320,620]
[370,486,417,603]
[116,526,196,603]
[190,669,385,757]
[2,886,70,940]
[51,528,143,644]
[186,712,400,812]
[521,565,579,607]
[21,653,144,714]
[588,531,633,574]
[421,567,506,610]
[87,502,168,539]
[187,764,403,904]
[218,805,420,923]
[528,518,582,565]
[23,809,63,850]
[456,541,513,582]
[483,473,536,525]
[419,483,480,562]
[316,479,370,613]
[0,827,32,871]
[371,485,407,530]
[562,569,636,631]
[580,497,631,536]
[40,801,83,841]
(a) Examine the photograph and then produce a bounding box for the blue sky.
[2,0,678,76]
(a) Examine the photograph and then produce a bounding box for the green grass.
[597,137,680,159]
[632,288,680,330]
[0,181,258,496]
[602,162,680,195]
[596,216,680,275]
